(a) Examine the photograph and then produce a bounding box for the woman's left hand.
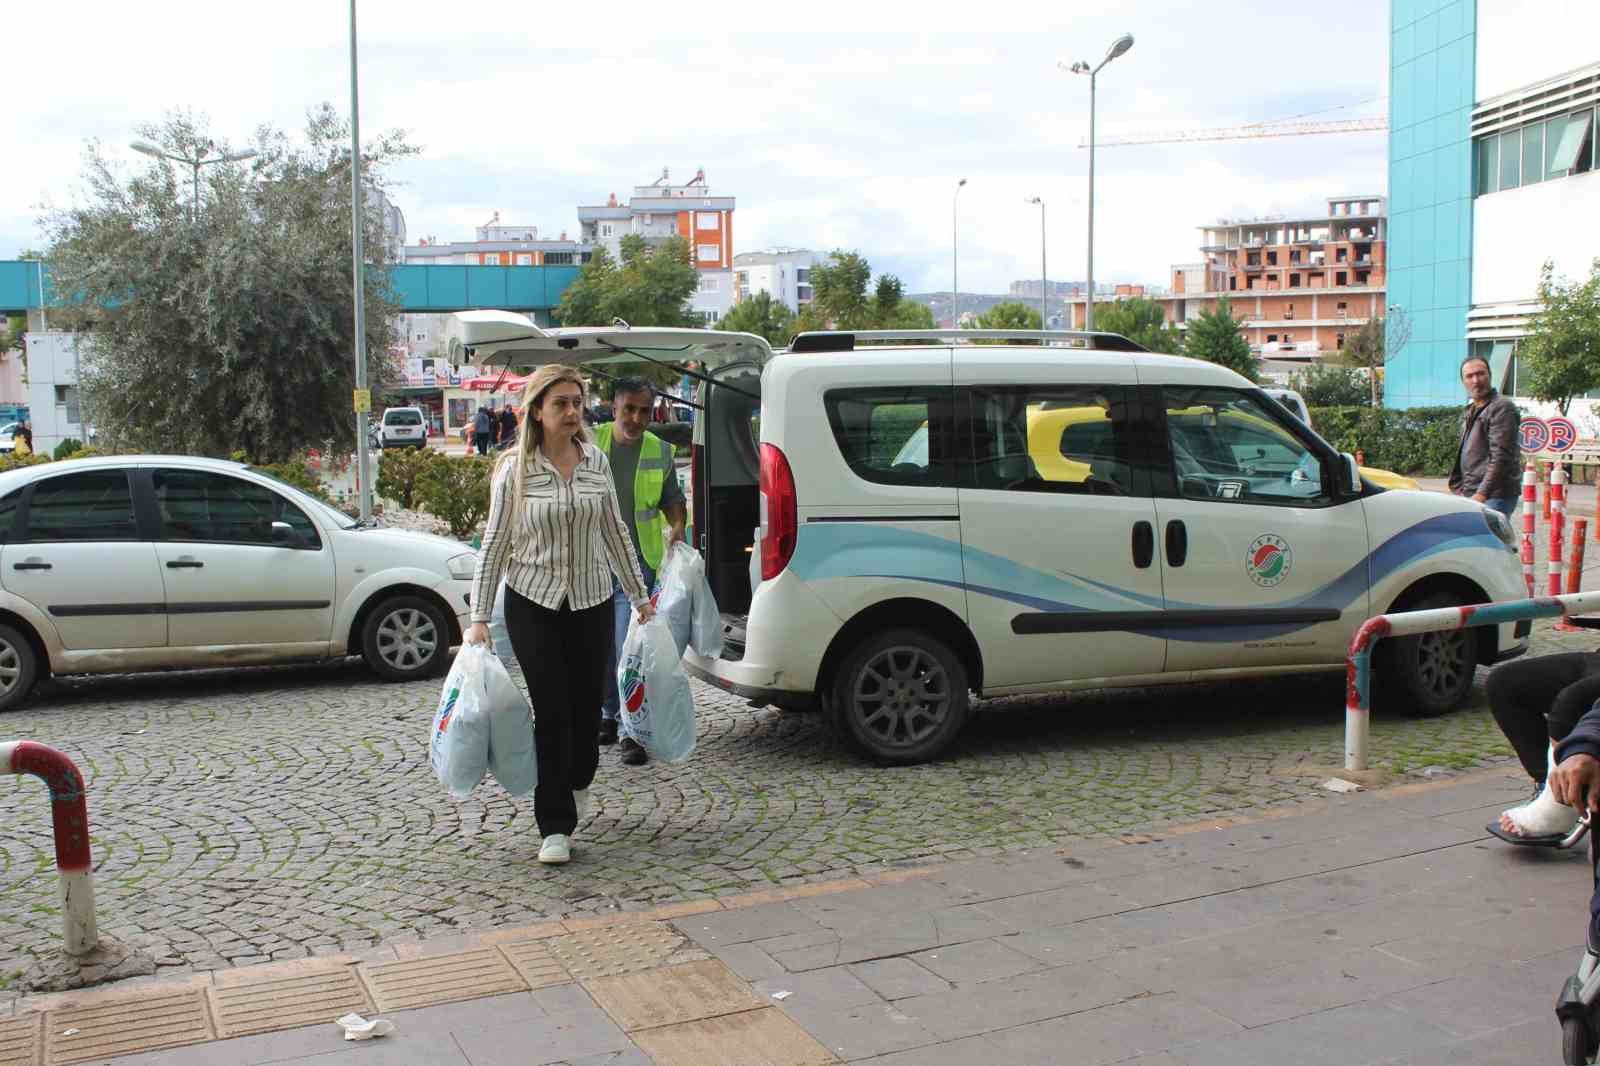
[636,601,656,624]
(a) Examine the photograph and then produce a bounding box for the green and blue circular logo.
[1246,534,1292,588]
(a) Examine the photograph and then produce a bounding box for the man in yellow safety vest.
[596,378,687,765]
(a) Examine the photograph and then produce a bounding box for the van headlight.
[1482,508,1517,550]
[447,552,477,580]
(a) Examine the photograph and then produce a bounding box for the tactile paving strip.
[584,959,763,1032]
[360,948,527,1012]
[497,939,573,990]
[47,989,212,1065]
[630,1007,839,1066]
[210,967,372,1038]
[0,1014,39,1066]
[546,921,686,980]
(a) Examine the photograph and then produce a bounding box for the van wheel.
[1377,591,1477,715]
[831,629,968,764]
[0,624,38,712]
[362,595,451,682]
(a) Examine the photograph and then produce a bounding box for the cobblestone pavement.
[3,494,1599,989]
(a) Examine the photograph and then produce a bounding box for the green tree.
[809,251,872,327]
[555,235,700,330]
[1289,363,1371,407]
[976,301,1043,331]
[416,455,494,540]
[1091,297,1184,353]
[1518,258,1600,415]
[42,106,414,462]
[1330,311,1408,406]
[718,291,796,347]
[1184,298,1258,382]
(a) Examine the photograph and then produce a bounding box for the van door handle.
[166,559,204,569]
[1165,520,1188,567]
[1131,521,1154,569]
[12,560,50,571]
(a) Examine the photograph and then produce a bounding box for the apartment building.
[733,250,818,313]
[578,168,735,324]
[1385,0,1599,415]
[1068,197,1388,361]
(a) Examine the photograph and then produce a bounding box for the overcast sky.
[7,0,1390,294]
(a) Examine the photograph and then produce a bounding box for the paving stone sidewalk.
[1,766,1588,1065]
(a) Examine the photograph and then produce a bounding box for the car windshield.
[245,467,361,529]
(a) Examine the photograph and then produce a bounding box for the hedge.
[1309,405,1464,476]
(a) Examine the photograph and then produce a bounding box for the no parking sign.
[1520,417,1551,452]
[1547,416,1578,453]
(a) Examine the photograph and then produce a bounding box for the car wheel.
[1376,591,1477,715]
[830,628,968,764]
[0,624,39,712]
[362,594,451,682]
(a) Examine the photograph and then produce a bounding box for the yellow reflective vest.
[593,422,673,571]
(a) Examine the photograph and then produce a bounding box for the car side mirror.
[1339,452,1362,495]
[271,521,295,544]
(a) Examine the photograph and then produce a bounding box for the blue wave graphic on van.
[786,511,1504,644]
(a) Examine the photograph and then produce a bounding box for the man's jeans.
[602,565,655,723]
[1484,496,1518,518]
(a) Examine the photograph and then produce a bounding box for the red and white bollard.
[1551,461,1568,597]
[1522,461,1538,597]
[2,741,97,955]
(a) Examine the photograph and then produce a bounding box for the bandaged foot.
[1500,750,1580,837]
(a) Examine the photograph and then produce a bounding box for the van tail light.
[760,443,798,580]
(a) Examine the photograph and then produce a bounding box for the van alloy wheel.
[1414,628,1468,700]
[832,628,969,764]
[853,646,951,748]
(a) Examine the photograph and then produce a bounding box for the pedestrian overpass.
[0,260,579,316]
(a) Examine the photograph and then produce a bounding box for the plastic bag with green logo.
[616,614,696,763]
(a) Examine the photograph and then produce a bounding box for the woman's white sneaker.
[538,835,571,864]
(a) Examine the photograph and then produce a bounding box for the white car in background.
[379,406,428,450]
[0,455,476,711]
[0,423,17,453]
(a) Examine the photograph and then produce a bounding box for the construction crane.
[1084,116,1388,149]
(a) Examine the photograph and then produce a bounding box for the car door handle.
[166,559,204,569]
[1165,520,1188,567]
[1131,521,1154,569]
[12,561,50,571]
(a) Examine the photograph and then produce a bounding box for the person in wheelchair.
[1485,653,1600,843]
[1545,711,1600,1062]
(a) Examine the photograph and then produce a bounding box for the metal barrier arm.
[2,740,98,954]
[1346,591,1600,772]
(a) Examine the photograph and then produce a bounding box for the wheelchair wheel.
[1564,1014,1592,1064]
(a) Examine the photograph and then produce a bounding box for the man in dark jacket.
[498,406,517,449]
[472,406,492,456]
[1447,355,1521,515]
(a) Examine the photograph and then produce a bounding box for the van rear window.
[823,388,953,487]
[386,410,423,426]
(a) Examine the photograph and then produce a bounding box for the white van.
[447,316,1528,763]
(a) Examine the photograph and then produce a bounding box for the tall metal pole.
[1040,200,1048,326]
[1086,71,1096,333]
[350,0,372,523]
[952,179,966,329]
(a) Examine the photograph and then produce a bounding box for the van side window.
[968,385,1139,496]
[1161,387,1329,506]
[823,388,953,487]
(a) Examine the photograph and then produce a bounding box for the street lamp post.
[1026,197,1047,326]
[129,141,257,224]
[952,178,967,329]
[349,0,373,524]
[1063,33,1134,333]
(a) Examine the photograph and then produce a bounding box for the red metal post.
[2,740,97,954]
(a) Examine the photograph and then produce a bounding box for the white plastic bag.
[654,541,724,659]
[483,650,537,796]
[430,645,492,799]
[616,614,697,763]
